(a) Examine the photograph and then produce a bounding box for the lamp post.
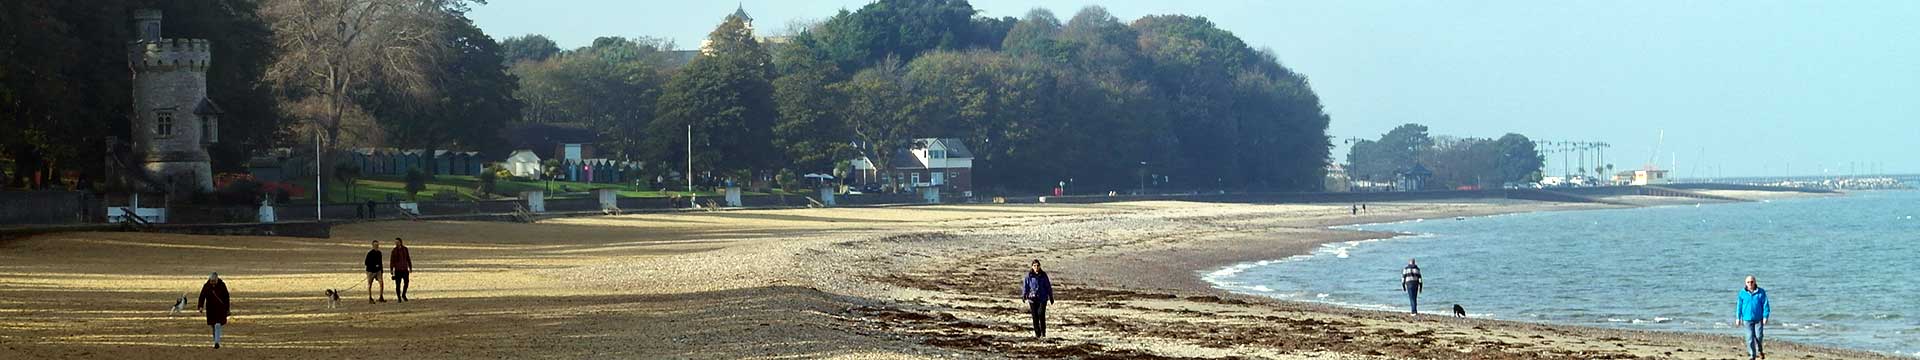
[314,127,322,221]
[1138,161,1148,195]
[687,124,694,206]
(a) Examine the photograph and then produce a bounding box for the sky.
[470,1,1920,178]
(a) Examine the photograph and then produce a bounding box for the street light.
[1138,161,1148,195]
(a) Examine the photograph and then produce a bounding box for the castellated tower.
[128,9,221,193]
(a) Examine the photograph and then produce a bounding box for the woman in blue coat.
[1021,259,1055,338]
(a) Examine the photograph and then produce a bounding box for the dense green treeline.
[1346,123,1545,190]
[2,0,1336,195]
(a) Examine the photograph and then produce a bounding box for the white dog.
[169,294,188,315]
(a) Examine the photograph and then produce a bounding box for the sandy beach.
[0,192,1895,359]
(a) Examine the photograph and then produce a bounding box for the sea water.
[1206,190,1920,357]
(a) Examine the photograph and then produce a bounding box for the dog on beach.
[170,295,188,315]
[1451,304,1467,318]
[325,289,342,309]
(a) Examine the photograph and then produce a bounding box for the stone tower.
[128,9,221,193]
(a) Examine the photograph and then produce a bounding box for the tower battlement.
[129,38,212,71]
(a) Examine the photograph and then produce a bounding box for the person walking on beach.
[196,272,230,349]
[391,237,412,302]
[1402,258,1423,315]
[1022,259,1055,338]
[1738,275,1772,360]
[365,240,387,303]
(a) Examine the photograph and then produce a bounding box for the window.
[930,172,944,185]
[155,111,174,137]
[201,116,213,140]
[911,172,921,185]
[929,149,945,159]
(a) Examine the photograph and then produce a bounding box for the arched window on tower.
[155,110,175,138]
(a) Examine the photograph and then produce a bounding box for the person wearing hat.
[390,237,412,302]
[196,272,231,348]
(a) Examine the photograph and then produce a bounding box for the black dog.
[1451,304,1467,318]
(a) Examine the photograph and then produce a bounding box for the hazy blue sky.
[471,1,1919,178]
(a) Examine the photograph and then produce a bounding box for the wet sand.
[0,193,1894,359]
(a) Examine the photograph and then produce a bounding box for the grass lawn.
[286,175,797,203]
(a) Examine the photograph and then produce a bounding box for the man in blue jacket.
[1738,275,1772,360]
[1022,259,1055,338]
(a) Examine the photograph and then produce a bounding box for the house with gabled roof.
[850,138,974,195]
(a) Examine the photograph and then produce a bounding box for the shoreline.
[1161,191,1903,358]
[850,197,1895,359]
[1,190,1898,359]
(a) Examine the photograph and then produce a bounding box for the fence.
[0,191,97,225]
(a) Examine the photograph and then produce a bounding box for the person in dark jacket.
[390,237,412,302]
[1021,259,1055,338]
[196,272,230,348]
[366,240,386,303]
[1402,258,1423,315]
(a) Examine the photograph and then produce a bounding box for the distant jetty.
[1748,177,1912,191]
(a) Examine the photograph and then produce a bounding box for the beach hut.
[505,150,542,178]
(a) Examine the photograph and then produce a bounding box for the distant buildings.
[1396,164,1433,191]
[1614,169,1671,186]
[1323,164,1351,192]
[689,5,792,59]
[850,138,974,195]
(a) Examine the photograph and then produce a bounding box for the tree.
[1419,136,1498,189]
[500,34,559,64]
[807,0,988,70]
[1132,15,1330,190]
[403,166,428,200]
[1493,133,1545,184]
[1348,124,1433,182]
[511,37,670,158]
[838,58,917,180]
[771,32,855,174]
[333,160,362,202]
[364,14,519,156]
[648,12,779,179]
[262,0,472,199]
[476,164,500,198]
[1000,9,1061,58]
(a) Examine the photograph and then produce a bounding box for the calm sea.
[1206,190,1920,357]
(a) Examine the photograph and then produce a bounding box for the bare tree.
[261,0,470,200]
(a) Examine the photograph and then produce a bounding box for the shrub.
[215,179,267,205]
[405,167,430,201]
[477,165,501,197]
